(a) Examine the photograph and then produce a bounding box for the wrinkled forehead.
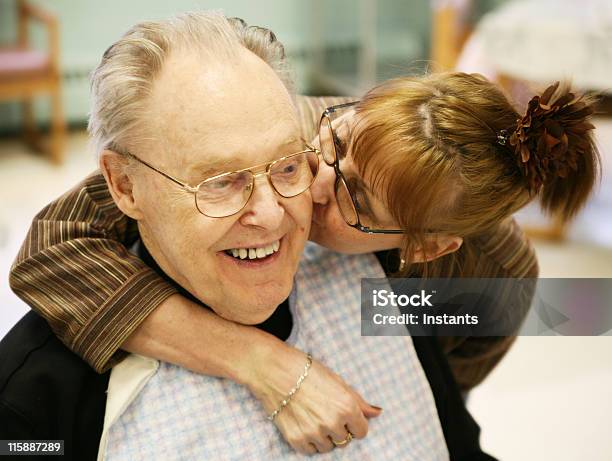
[141,48,301,176]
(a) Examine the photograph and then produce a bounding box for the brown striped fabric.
[9,95,538,390]
[10,172,179,371]
[296,95,358,142]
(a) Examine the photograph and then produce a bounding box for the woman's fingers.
[345,409,369,439]
[295,442,318,456]
[356,392,383,419]
[276,361,372,452]
[311,435,335,453]
[327,425,353,449]
[248,342,377,454]
[362,404,383,418]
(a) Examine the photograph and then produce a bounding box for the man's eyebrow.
[283,136,304,149]
[188,157,236,180]
[187,137,304,180]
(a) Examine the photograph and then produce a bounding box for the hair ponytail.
[353,73,602,278]
[507,82,600,221]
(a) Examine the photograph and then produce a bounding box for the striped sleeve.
[9,172,178,372]
[295,95,356,142]
[438,218,539,391]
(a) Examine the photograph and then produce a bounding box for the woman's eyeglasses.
[319,101,404,235]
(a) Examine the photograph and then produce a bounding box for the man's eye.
[208,179,233,190]
[280,162,298,175]
[201,173,249,195]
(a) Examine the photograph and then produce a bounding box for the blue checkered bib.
[103,243,448,460]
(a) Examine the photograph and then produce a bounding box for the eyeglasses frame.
[319,101,404,235]
[124,143,321,218]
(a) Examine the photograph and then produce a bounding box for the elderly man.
[1,11,503,461]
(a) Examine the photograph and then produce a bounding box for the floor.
[1,127,611,460]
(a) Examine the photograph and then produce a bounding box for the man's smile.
[223,239,281,260]
[217,237,285,268]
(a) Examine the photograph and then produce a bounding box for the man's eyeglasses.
[125,145,320,218]
[319,101,404,234]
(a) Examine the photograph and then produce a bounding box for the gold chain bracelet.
[268,353,313,421]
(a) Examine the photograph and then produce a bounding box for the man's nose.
[310,160,335,206]
[238,174,285,229]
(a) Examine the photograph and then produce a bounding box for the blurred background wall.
[0,0,509,133]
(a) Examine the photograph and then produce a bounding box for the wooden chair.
[0,0,65,164]
[430,0,473,71]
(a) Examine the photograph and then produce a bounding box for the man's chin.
[214,304,278,325]
[213,287,292,325]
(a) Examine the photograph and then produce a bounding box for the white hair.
[88,11,294,157]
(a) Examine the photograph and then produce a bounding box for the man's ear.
[411,235,463,263]
[99,150,144,220]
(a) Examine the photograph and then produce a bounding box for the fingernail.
[371,405,383,411]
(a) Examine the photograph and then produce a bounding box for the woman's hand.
[123,294,380,454]
[243,336,382,454]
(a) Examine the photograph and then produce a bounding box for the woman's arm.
[9,169,379,454]
[125,293,379,454]
[9,171,173,372]
[9,96,379,454]
[436,218,539,391]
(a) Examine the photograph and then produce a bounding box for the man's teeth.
[227,240,281,260]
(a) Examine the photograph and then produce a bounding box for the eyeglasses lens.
[195,150,318,218]
[335,177,359,226]
[319,116,336,165]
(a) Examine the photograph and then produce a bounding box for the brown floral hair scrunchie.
[508,81,595,194]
